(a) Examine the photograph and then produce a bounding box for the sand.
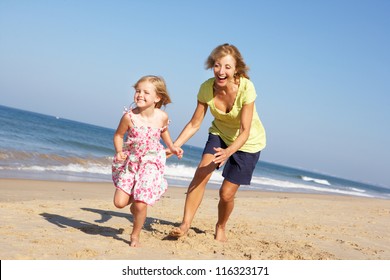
[0,178,389,260]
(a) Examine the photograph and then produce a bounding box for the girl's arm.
[113,113,131,161]
[213,101,254,166]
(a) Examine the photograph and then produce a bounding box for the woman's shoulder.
[238,77,256,103]
[240,77,254,88]
[200,77,215,88]
[198,78,214,102]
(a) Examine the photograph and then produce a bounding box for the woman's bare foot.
[130,235,140,247]
[169,225,189,238]
[214,224,227,242]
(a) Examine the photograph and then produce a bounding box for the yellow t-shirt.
[197,77,266,153]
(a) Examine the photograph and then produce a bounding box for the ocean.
[1,104,389,200]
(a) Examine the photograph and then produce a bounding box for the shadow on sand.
[39,207,205,244]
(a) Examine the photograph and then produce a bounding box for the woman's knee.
[219,181,239,202]
[219,188,235,203]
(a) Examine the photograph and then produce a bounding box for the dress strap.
[160,120,171,132]
[123,106,136,126]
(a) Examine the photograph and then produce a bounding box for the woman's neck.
[213,81,238,96]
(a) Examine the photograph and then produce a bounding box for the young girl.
[112,75,183,247]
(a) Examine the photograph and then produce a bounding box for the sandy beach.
[0,178,389,260]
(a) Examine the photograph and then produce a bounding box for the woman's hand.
[212,147,231,167]
[173,146,184,159]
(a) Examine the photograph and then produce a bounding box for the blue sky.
[1,0,389,187]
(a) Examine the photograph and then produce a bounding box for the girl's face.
[134,81,161,109]
[213,54,236,88]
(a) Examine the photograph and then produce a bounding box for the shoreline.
[1,178,389,260]
[2,172,388,201]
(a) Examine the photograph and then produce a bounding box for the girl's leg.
[170,153,217,236]
[113,188,132,208]
[215,179,240,242]
[129,201,147,247]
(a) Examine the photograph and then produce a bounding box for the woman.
[169,43,266,241]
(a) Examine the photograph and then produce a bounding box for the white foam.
[165,164,224,184]
[250,177,373,198]
[301,176,331,185]
[0,162,377,199]
[14,163,112,175]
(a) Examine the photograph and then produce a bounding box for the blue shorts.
[202,133,261,185]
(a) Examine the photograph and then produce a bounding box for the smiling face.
[133,81,161,109]
[213,54,237,88]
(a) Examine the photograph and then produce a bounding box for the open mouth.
[217,75,227,81]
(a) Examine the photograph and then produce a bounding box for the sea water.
[1,105,389,199]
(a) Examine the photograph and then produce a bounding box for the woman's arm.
[174,101,208,147]
[161,128,183,159]
[213,101,254,166]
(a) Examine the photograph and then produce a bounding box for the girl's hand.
[115,151,127,162]
[165,148,173,158]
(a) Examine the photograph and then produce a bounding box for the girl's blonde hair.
[133,75,172,108]
[205,43,250,82]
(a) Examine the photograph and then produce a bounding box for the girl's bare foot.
[214,224,227,242]
[130,235,140,247]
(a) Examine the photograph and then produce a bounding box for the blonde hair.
[205,43,250,82]
[133,75,172,109]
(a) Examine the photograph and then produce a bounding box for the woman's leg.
[129,201,147,247]
[215,179,240,242]
[170,153,217,236]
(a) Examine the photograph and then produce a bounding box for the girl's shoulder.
[120,107,136,127]
[154,108,169,122]
[121,111,132,124]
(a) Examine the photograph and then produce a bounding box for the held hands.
[166,146,183,159]
[174,146,184,159]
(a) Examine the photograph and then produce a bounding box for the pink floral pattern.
[112,112,167,205]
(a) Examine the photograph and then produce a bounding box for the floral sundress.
[112,110,167,205]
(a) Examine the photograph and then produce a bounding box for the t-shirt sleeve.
[197,79,213,104]
[242,79,257,105]
[197,84,207,103]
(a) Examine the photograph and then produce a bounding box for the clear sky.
[1,0,389,187]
